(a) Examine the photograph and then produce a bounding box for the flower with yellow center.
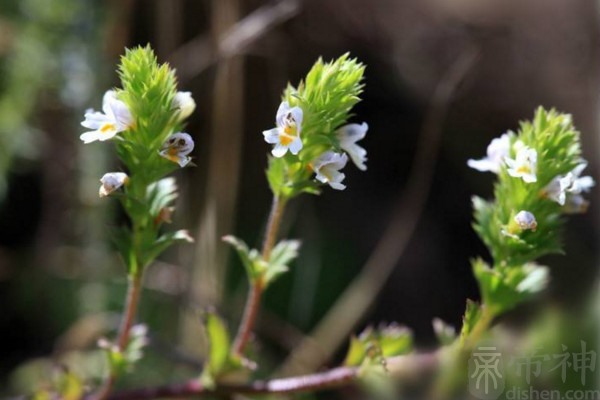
[80,90,134,144]
[505,145,537,183]
[262,101,303,157]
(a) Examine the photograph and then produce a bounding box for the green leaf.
[344,323,413,367]
[200,312,248,388]
[473,259,549,315]
[204,312,231,377]
[141,229,193,268]
[344,335,367,367]
[223,235,266,282]
[264,239,301,284]
[378,324,413,358]
[459,299,482,345]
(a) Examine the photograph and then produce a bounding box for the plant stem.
[232,195,286,355]
[102,352,438,400]
[94,273,144,400]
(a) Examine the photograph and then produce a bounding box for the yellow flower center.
[279,125,297,146]
[516,165,531,174]
[100,123,117,134]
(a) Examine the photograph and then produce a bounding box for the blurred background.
[0,0,598,395]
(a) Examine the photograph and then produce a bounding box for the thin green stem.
[232,195,286,355]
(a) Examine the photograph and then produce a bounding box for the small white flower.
[160,132,195,167]
[543,175,573,206]
[514,210,537,231]
[543,162,595,206]
[336,122,368,171]
[313,151,348,190]
[173,91,196,120]
[81,90,134,144]
[505,146,537,183]
[263,101,303,157]
[564,162,595,194]
[467,132,511,174]
[99,172,128,197]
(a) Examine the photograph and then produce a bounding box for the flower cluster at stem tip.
[469,108,594,265]
[262,54,367,196]
[81,76,196,197]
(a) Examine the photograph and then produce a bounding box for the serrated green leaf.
[473,259,549,315]
[459,299,482,345]
[344,323,413,367]
[264,239,301,284]
[223,235,266,281]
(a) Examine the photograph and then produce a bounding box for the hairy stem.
[232,195,286,355]
[94,273,144,400]
[103,353,438,400]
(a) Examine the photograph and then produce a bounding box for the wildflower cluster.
[80,46,195,386]
[469,108,593,269]
[264,54,367,196]
[463,107,594,325]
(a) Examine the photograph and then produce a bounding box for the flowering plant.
[30,45,594,400]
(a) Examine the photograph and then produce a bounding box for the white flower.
[313,151,348,190]
[81,90,133,143]
[467,132,511,174]
[505,146,537,183]
[262,101,303,157]
[160,132,195,167]
[173,91,196,120]
[336,122,368,171]
[564,162,595,194]
[99,172,128,197]
[514,210,537,231]
[543,162,595,206]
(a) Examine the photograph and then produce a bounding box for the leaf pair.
[223,235,300,285]
[472,259,549,316]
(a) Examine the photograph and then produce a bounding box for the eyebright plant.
[80,45,195,396]
[433,108,594,395]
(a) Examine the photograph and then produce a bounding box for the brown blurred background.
[0,0,598,394]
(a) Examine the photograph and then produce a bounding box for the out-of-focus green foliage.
[344,324,413,367]
[0,0,95,195]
